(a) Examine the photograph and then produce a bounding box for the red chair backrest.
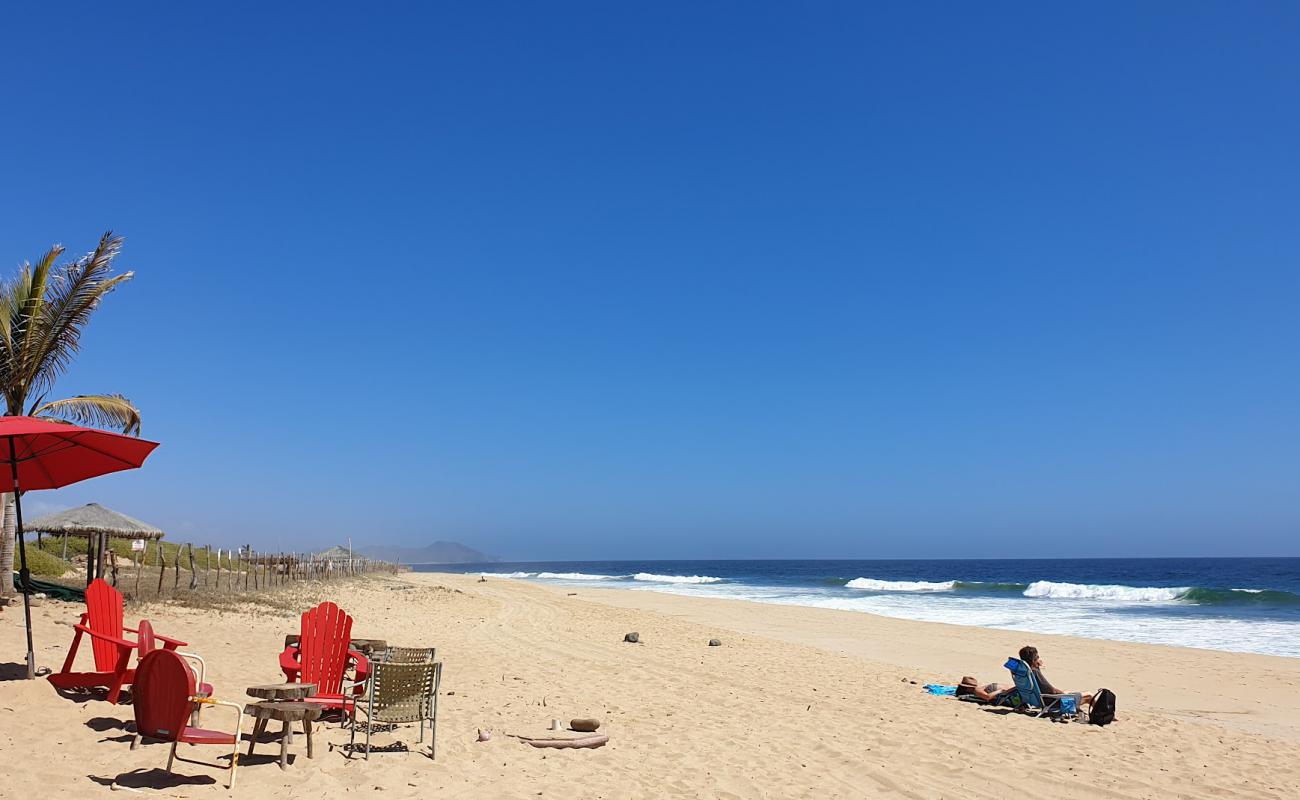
[133,650,196,742]
[136,619,157,655]
[297,602,354,694]
[85,579,125,671]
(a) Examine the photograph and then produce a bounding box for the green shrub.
[13,545,72,577]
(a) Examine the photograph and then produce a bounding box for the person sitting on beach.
[955,675,1011,703]
[1019,645,1093,707]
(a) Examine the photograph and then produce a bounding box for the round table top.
[282,635,387,655]
[245,701,324,722]
[247,682,317,700]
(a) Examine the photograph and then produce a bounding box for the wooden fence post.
[187,544,198,591]
[156,541,166,595]
[134,541,145,598]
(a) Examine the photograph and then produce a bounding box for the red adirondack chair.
[130,649,244,789]
[48,579,189,704]
[278,601,367,722]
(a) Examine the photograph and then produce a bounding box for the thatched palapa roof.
[314,545,354,560]
[25,502,166,540]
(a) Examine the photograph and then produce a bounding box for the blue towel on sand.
[923,684,957,696]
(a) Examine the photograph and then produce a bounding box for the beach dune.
[3,572,1299,799]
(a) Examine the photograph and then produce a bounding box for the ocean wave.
[845,578,956,592]
[1023,581,1187,602]
[1178,587,1300,606]
[952,580,1030,593]
[480,571,536,578]
[535,572,623,581]
[633,573,723,584]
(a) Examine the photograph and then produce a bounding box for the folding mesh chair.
[381,646,435,664]
[349,659,442,758]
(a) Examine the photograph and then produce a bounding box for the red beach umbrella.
[0,417,159,679]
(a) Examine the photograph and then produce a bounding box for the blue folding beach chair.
[1003,658,1084,721]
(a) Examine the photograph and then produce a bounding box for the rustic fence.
[102,540,402,600]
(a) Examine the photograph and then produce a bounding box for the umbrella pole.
[7,437,35,680]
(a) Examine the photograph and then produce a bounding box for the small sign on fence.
[131,539,146,552]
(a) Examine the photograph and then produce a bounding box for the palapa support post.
[85,531,97,587]
[8,438,37,680]
[97,531,109,581]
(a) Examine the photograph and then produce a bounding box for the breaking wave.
[1023,581,1188,602]
[845,578,956,592]
[633,573,724,584]
[534,572,624,580]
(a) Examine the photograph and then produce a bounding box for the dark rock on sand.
[708,639,722,647]
[623,632,639,643]
[570,718,601,732]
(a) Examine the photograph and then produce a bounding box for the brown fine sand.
[3,571,1300,799]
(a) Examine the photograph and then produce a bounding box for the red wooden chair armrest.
[124,623,188,650]
[279,646,301,681]
[74,624,139,652]
[153,632,188,649]
[347,650,370,695]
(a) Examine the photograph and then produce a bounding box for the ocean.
[421,558,1300,658]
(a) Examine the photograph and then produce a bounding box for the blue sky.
[2,3,1297,559]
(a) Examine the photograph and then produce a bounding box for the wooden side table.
[244,701,324,769]
[247,682,318,701]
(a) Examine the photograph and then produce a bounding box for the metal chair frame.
[349,658,441,759]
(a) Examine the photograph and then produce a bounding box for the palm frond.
[0,253,51,414]
[20,232,132,397]
[33,393,142,436]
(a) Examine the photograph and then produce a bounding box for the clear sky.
[2,3,1297,559]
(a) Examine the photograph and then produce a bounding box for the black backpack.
[1090,689,1116,725]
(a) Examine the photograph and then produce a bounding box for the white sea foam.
[845,578,957,592]
[449,567,1300,657]
[535,572,622,581]
[633,573,723,584]
[1022,581,1187,602]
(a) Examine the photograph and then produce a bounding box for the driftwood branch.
[510,734,609,749]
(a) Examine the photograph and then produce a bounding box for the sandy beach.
[3,571,1299,799]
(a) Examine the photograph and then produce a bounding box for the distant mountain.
[361,541,498,565]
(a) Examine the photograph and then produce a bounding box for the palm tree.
[0,232,141,597]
